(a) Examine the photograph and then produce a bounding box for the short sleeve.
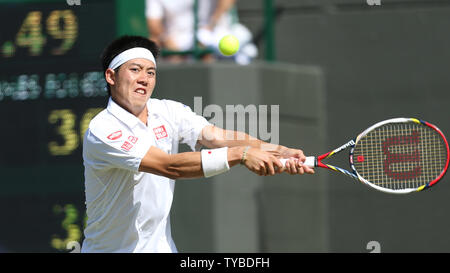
[168,101,211,151]
[146,0,164,19]
[83,128,152,172]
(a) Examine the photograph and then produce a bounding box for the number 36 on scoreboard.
[48,108,102,156]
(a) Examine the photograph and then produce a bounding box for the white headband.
[108,47,156,70]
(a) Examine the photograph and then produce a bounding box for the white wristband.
[201,147,230,178]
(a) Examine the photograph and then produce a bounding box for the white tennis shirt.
[81,97,210,253]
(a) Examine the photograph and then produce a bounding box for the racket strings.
[352,122,447,190]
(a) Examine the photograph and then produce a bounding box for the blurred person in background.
[146,0,257,64]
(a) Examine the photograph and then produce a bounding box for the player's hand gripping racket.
[280,118,449,194]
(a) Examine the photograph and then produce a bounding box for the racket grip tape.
[279,156,316,168]
[304,156,316,167]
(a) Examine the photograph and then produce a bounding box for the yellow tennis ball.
[218,35,240,56]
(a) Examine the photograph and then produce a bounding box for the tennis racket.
[280,118,449,194]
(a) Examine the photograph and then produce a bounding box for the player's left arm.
[198,125,314,174]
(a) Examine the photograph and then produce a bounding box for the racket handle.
[304,156,316,167]
[279,156,316,168]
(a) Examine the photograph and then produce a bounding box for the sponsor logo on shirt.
[107,130,122,140]
[153,125,168,140]
[128,135,138,144]
[121,141,133,151]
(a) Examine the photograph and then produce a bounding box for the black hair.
[101,35,160,96]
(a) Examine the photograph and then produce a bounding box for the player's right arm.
[138,145,283,179]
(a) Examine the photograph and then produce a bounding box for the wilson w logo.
[382,131,421,180]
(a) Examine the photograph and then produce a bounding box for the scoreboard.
[0,0,116,252]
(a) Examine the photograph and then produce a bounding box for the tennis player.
[81,35,314,253]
